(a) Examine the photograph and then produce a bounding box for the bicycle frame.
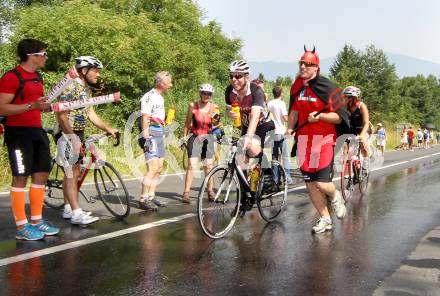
[68,133,117,203]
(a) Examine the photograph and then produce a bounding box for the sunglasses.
[299,61,317,67]
[229,74,244,80]
[27,52,48,57]
[200,92,213,96]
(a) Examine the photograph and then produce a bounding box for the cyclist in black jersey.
[225,60,274,157]
[344,86,370,168]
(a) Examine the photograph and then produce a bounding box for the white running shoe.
[63,210,92,219]
[331,190,346,219]
[312,217,333,233]
[71,212,99,225]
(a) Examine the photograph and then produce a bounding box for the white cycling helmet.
[199,83,214,93]
[75,56,103,70]
[343,86,361,98]
[229,60,250,73]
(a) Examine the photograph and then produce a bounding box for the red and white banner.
[51,92,121,112]
[47,67,79,102]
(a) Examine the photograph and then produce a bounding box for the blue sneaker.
[32,221,60,236]
[16,224,45,241]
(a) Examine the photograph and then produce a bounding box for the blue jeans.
[272,134,292,183]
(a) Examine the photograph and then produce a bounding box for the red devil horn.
[312,46,315,53]
[304,45,307,52]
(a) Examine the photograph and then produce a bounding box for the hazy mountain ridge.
[250,53,440,81]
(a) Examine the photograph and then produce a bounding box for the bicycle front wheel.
[94,162,130,219]
[341,158,355,202]
[257,161,287,222]
[359,160,370,194]
[197,165,241,239]
[45,160,65,209]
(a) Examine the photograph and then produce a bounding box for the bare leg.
[306,182,331,217]
[183,158,198,193]
[63,164,81,210]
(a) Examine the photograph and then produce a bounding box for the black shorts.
[301,159,334,183]
[4,126,51,176]
[187,134,215,160]
[241,120,275,149]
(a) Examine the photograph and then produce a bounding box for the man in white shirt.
[267,86,293,184]
[138,71,172,210]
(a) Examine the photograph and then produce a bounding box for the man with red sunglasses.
[287,46,350,234]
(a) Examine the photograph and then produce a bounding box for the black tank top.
[349,103,364,135]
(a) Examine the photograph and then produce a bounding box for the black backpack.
[0,68,43,124]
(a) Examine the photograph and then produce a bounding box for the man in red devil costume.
[287,46,350,234]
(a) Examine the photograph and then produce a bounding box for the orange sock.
[29,184,45,222]
[10,187,27,226]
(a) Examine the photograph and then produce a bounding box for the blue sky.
[195,0,440,64]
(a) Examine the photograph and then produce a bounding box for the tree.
[330,44,399,123]
[0,0,241,128]
[257,72,265,82]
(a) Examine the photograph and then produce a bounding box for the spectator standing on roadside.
[0,38,59,240]
[407,126,415,151]
[423,128,430,149]
[375,123,386,155]
[400,127,408,150]
[267,85,293,184]
[417,128,423,148]
[138,71,173,211]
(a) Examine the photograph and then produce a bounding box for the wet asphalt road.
[1,147,440,295]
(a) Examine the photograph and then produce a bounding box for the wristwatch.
[26,103,33,111]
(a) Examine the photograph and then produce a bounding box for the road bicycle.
[197,138,287,239]
[340,137,370,201]
[44,130,130,219]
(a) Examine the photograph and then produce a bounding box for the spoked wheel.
[359,159,370,194]
[197,164,241,239]
[341,158,355,202]
[94,161,130,219]
[45,160,65,209]
[257,161,287,222]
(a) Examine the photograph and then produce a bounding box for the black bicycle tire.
[257,161,287,222]
[44,159,65,209]
[94,161,130,219]
[341,157,355,202]
[197,164,241,239]
[358,161,370,194]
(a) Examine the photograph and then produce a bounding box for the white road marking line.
[370,161,409,171]
[0,213,196,267]
[410,155,431,161]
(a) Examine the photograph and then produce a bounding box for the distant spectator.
[417,128,423,148]
[407,126,415,151]
[375,123,386,155]
[423,128,430,149]
[400,127,408,150]
[267,85,293,184]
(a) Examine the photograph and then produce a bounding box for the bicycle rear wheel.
[45,160,65,209]
[257,161,287,222]
[94,161,130,219]
[341,158,355,201]
[197,164,240,239]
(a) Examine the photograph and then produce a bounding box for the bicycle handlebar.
[85,132,120,149]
